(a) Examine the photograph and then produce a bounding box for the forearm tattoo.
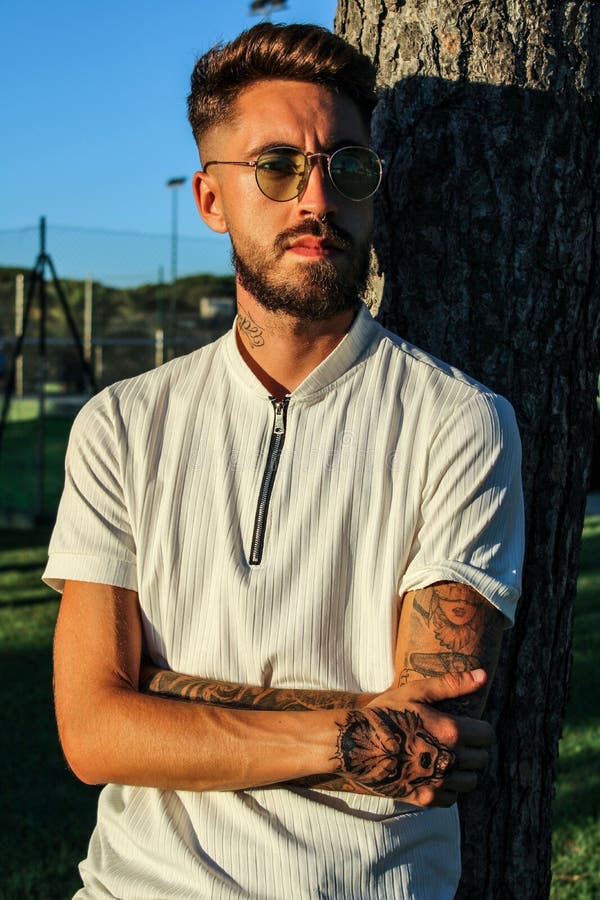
[334,708,455,798]
[237,304,264,348]
[140,667,373,793]
[140,669,364,712]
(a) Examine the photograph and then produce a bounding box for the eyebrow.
[243,138,371,158]
[243,141,287,159]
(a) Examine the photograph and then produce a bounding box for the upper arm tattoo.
[397,582,504,717]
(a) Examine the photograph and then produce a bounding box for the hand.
[334,670,494,807]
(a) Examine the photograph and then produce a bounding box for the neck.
[234,291,357,400]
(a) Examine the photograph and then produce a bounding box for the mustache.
[275,218,354,253]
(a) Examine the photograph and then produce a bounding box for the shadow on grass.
[0,635,99,899]
[553,745,600,824]
[551,517,600,880]
[0,417,71,514]
[0,521,99,897]
[558,580,600,733]
[0,525,55,552]
[0,559,52,574]
[1,593,63,609]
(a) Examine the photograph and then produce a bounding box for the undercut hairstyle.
[187,23,378,151]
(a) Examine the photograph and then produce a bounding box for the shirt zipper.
[249,396,290,566]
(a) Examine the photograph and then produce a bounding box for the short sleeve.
[42,389,137,593]
[398,391,524,625]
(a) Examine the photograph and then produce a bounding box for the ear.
[192,170,228,234]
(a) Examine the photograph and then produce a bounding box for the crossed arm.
[53,579,504,806]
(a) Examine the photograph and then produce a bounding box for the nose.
[297,155,338,219]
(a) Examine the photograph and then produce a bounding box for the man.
[46,22,524,899]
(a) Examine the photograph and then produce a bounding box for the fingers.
[338,696,494,809]
[444,769,478,794]
[408,669,487,704]
[376,733,490,807]
[404,768,480,807]
[420,754,486,807]
[430,790,458,807]
[430,746,488,803]
[456,746,489,771]
[450,715,495,749]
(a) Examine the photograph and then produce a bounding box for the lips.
[275,219,353,258]
[287,237,346,256]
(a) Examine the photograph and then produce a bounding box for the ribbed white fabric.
[44,304,524,899]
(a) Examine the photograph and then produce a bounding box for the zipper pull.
[271,397,289,435]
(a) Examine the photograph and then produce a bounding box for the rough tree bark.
[335,2,600,897]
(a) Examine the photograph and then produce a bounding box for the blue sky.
[0,0,337,284]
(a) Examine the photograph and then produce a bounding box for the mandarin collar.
[223,304,380,402]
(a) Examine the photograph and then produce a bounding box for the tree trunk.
[335,2,600,897]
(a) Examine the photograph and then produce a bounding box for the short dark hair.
[187,23,377,149]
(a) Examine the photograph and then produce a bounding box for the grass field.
[0,525,100,898]
[550,515,600,899]
[0,518,598,898]
[0,399,81,515]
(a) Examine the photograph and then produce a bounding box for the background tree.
[335,1,600,896]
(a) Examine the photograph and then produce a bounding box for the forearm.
[56,582,494,805]
[140,662,377,711]
[54,581,488,805]
[59,679,342,791]
[139,663,378,793]
[55,582,343,792]
[136,663,491,803]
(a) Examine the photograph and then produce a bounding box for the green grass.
[5,392,86,422]
[0,413,73,514]
[0,520,597,898]
[550,515,600,899]
[0,526,100,899]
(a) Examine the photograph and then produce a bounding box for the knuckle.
[478,723,495,747]
[444,721,460,746]
[419,787,436,807]
[464,772,478,792]
[442,672,464,694]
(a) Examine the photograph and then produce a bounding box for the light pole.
[249,0,288,15]
[166,176,186,358]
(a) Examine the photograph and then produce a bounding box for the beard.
[231,218,371,322]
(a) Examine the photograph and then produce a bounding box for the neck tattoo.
[237,304,265,348]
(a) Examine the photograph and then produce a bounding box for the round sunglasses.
[203,145,382,202]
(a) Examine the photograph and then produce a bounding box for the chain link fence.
[0,221,235,522]
[0,222,232,287]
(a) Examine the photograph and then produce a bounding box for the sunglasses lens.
[255,149,307,201]
[330,147,382,200]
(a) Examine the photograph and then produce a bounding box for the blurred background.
[0,0,337,521]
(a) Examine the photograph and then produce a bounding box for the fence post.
[84,275,93,365]
[14,274,24,398]
[94,345,103,384]
[155,328,164,368]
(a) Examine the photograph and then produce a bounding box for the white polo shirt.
[45,304,524,899]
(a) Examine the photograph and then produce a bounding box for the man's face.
[194,79,375,321]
